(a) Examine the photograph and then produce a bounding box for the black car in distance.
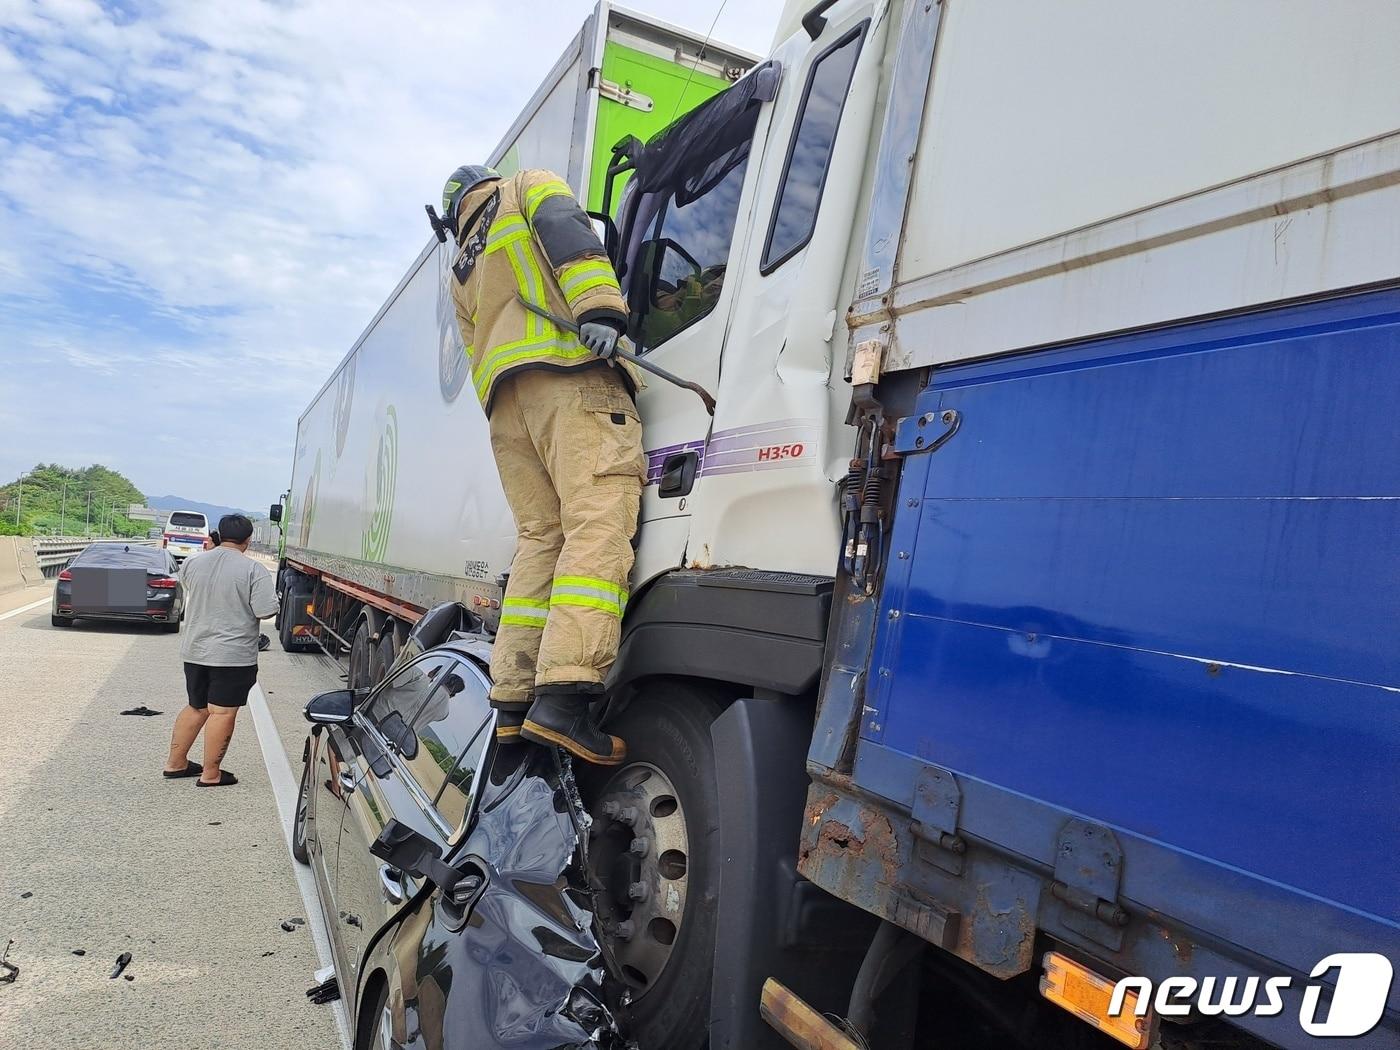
[52,542,184,631]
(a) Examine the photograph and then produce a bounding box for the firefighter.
[441,164,641,765]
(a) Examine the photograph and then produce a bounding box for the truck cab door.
[685,0,889,575]
[618,64,781,580]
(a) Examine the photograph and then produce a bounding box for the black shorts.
[184,663,258,709]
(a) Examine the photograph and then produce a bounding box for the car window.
[169,512,206,529]
[361,653,457,756]
[72,544,166,570]
[761,26,865,272]
[406,663,492,832]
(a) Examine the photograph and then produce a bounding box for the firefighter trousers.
[486,364,644,704]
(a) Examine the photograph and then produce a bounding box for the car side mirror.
[269,503,283,523]
[303,689,354,725]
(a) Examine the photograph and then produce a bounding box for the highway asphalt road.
[0,579,350,1049]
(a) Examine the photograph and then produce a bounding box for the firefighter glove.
[579,321,621,361]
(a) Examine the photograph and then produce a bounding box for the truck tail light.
[161,534,170,548]
[1040,952,1152,1049]
[305,602,315,615]
[58,569,72,581]
[148,577,178,589]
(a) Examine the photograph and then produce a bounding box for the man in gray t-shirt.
[162,514,278,787]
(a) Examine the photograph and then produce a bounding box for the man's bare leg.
[198,705,240,784]
[165,706,209,773]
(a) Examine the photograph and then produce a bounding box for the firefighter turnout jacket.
[449,169,638,412]
[448,170,645,705]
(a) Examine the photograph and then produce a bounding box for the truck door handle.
[659,450,698,498]
[379,865,406,905]
[338,770,358,795]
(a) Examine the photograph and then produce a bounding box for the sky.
[0,0,779,510]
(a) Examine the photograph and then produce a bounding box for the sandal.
[195,771,239,787]
[162,761,204,779]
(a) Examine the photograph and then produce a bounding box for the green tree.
[0,464,148,537]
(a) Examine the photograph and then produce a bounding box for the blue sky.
[0,0,777,509]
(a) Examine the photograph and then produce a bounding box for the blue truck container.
[801,287,1400,1049]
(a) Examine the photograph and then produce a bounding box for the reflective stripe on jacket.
[449,169,635,414]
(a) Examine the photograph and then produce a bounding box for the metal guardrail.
[33,536,159,576]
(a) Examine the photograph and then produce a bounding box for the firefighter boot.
[521,685,626,765]
[491,699,531,743]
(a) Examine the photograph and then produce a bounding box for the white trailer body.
[281,4,754,619]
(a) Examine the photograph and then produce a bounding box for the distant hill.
[147,495,263,522]
[0,463,147,537]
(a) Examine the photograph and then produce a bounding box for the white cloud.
[0,0,779,507]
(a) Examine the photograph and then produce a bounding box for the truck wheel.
[278,604,296,651]
[348,621,373,691]
[581,682,724,1050]
[369,631,395,686]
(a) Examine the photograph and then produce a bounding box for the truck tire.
[278,602,298,652]
[580,682,725,1050]
[369,631,395,686]
[348,620,373,690]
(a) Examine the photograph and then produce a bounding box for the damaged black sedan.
[293,606,634,1049]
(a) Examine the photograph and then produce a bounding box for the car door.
[332,652,492,993]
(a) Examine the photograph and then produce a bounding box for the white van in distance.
[161,510,209,562]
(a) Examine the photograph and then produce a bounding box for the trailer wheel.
[581,682,724,1050]
[369,631,395,686]
[348,620,373,691]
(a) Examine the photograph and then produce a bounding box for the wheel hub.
[588,762,689,995]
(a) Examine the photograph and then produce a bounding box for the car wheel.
[162,619,180,634]
[356,976,392,1050]
[292,756,311,865]
[580,682,725,1050]
[50,614,72,628]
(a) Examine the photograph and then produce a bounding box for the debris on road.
[279,921,298,933]
[72,949,86,956]
[18,891,32,899]
[109,951,132,979]
[124,974,135,982]
[306,973,339,1005]
[1,940,18,984]
[119,706,162,716]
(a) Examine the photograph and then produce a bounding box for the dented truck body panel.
[804,287,1400,1050]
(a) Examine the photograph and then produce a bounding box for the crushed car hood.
[389,744,628,1049]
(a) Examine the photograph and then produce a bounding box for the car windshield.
[73,544,168,570]
[168,512,206,529]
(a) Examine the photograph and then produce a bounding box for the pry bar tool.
[516,294,716,415]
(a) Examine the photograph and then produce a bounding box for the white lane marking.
[0,593,51,621]
[248,682,353,1050]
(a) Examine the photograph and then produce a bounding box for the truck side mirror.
[269,503,283,523]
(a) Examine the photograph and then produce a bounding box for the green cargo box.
[487,2,757,215]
